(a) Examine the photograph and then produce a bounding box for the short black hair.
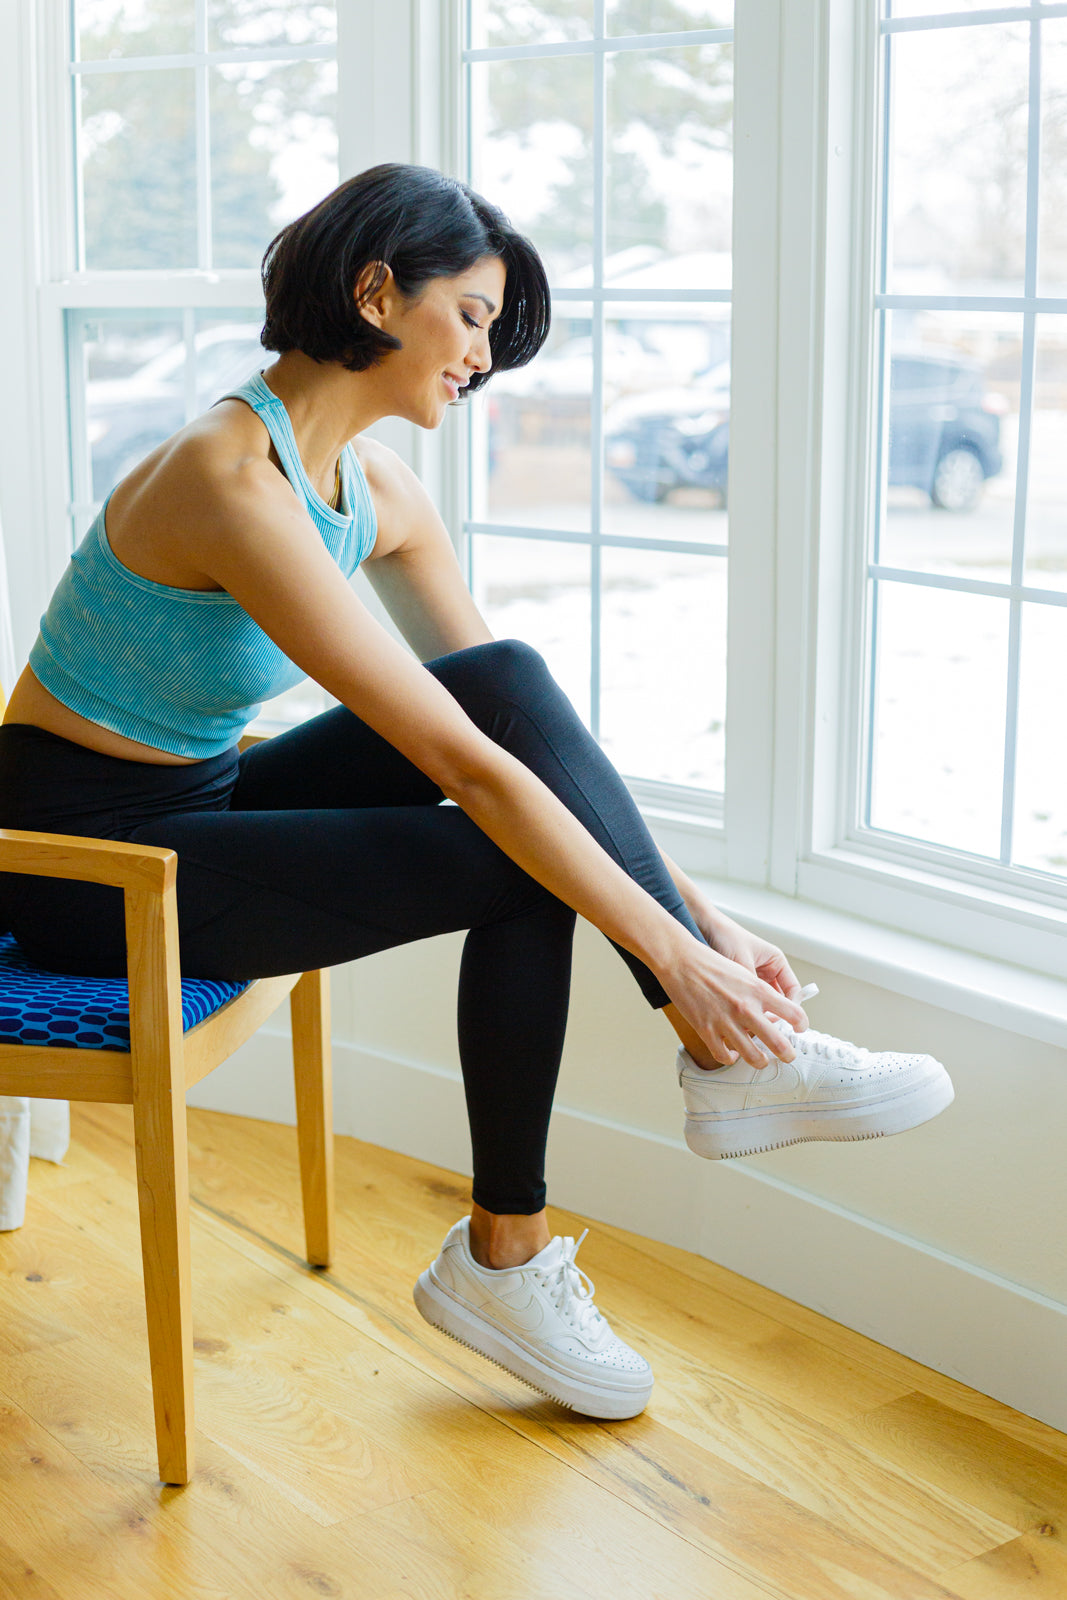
[261,163,550,393]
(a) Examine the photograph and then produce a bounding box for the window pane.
[80,314,184,501]
[886,24,1029,295]
[80,69,197,269]
[75,0,193,60]
[600,548,725,790]
[1039,21,1067,297]
[210,60,338,268]
[479,305,592,533]
[193,313,265,406]
[470,0,593,47]
[603,307,730,541]
[208,0,336,49]
[77,313,265,502]
[252,680,334,732]
[886,0,1026,14]
[605,43,732,286]
[868,582,1008,858]
[876,309,1018,580]
[606,0,732,34]
[1013,602,1067,878]
[470,535,592,724]
[469,56,594,284]
[1023,316,1067,593]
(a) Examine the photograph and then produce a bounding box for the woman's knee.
[432,638,554,708]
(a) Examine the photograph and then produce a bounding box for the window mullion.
[724,0,783,885]
[590,0,605,743]
[999,15,1044,865]
[194,0,211,271]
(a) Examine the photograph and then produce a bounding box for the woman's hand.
[697,909,802,1005]
[655,930,808,1069]
[657,853,802,1003]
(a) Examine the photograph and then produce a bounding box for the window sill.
[696,873,1067,1052]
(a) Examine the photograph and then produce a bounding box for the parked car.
[604,352,1003,511]
[86,323,265,498]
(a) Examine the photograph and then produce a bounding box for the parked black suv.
[605,352,1003,511]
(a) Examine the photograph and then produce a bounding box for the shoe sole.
[412,1269,653,1421]
[684,1067,955,1160]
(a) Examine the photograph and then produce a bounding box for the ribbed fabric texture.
[30,373,377,759]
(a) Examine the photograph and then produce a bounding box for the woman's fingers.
[758,978,807,1033]
[665,942,810,1069]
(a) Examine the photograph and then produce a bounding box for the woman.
[0,165,952,1421]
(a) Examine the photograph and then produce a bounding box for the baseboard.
[188,1028,1067,1435]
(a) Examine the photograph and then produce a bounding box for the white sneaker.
[679,1022,954,1160]
[413,1218,653,1420]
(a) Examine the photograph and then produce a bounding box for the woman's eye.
[461,310,482,330]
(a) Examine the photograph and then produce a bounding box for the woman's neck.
[260,352,391,483]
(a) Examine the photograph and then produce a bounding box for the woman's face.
[359,255,507,428]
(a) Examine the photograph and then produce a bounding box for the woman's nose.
[469,327,492,373]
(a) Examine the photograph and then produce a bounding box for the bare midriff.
[2,666,201,766]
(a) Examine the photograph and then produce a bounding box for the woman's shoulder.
[349,432,405,495]
[106,400,287,559]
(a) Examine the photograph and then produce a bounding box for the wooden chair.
[0,822,333,1486]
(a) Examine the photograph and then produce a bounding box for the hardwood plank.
[344,1480,775,1600]
[838,1392,1067,1553]
[0,1533,67,1600]
[2,1140,770,1600]
[631,1330,1013,1574]
[602,1220,1067,1468]
[173,1112,1014,1575]
[0,1399,228,1600]
[183,1185,973,1600]
[943,1530,1067,1599]
[38,1102,1066,1600]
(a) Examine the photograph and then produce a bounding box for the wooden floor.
[0,1108,1065,1600]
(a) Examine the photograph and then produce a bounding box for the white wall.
[191,909,1067,1435]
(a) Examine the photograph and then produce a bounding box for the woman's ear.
[353,261,395,328]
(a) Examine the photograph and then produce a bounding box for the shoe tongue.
[525,1236,564,1270]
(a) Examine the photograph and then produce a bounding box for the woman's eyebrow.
[463,292,499,318]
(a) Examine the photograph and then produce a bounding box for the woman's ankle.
[469,1204,551,1269]
[663,1003,724,1072]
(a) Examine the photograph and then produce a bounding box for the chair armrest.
[0,828,176,894]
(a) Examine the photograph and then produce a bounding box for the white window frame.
[786,0,1067,980]
[0,0,462,673]
[3,0,1066,984]
[460,7,733,831]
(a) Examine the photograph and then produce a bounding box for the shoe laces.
[774,1023,867,1065]
[534,1230,604,1339]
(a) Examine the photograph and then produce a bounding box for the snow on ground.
[472,471,1067,881]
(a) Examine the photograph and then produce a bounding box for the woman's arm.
[659,851,801,1002]
[355,441,802,1027]
[358,437,493,659]
[170,443,806,1064]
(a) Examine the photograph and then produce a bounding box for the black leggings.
[0,641,705,1213]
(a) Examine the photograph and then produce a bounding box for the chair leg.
[291,969,334,1268]
[132,1083,195,1486]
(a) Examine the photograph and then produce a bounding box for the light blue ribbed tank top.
[29,372,377,759]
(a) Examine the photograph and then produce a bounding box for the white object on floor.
[414,1216,653,1419]
[678,1024,954,1161]
[0,504,71,1232]
[0,1098,70,1232]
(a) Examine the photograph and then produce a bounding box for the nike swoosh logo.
[748,1060,804,1100]
[497,1293,547,1333]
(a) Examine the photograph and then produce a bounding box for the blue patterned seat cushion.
[0,933,249,1051]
